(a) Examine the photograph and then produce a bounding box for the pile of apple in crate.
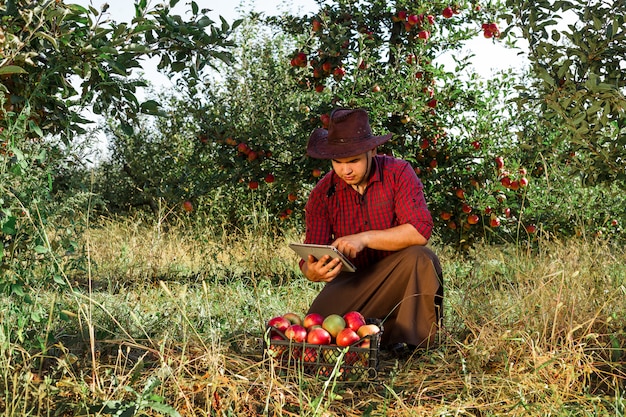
[264,311,383,380]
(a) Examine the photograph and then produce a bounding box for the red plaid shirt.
[304,155,433,269]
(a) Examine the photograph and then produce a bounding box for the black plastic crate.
[263,318,383,380]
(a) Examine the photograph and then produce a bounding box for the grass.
[1,215,625,416]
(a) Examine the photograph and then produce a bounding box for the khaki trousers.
[307,245,443,348]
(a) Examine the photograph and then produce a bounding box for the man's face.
[331,151,371,186]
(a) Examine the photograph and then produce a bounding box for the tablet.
[289,243,357,273]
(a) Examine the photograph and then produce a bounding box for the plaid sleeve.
[304,176,334,245]
[394,162,433,240]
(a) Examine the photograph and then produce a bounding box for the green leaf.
[0,65,27,76]
[147,402,181,417]
[140,99,161,115]
[34,245,48,254]
[11,284,25,297]
[34,32,59,49]
[2,216,17,235]
[28,120,43,137]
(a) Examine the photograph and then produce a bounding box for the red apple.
[357,323,380,338]
[267,316,291,338]
[462,204,472,214]
[490,216,501,227]
[284,324,307,343]
[440,211,452,221]
[312,19,321,32]
[442,6,454,18]
[237,142,250,155]
[303,346,319,362]
[343,311,366,331]
[322,314,346,339]
[248,181,259,190]
[283,312,303,326]
[526,224,537,234]
[320,113,330,127]
[495,156,505,169]
[336,328,360,347]
[303,312,325,329]
[500,176,511,188]
[467,214,479,225]
[307,327,332,345]
[356,323,380,348]
[247,151,258,162]
[455,188,465,199]
[426,98,437,108]
[418,30,430,41]
[333,66,346,79]
[312,168,322,178]
[287,193,298,202]
[264,173,275,183]
[182,201,193,212]
[519,177,529,187]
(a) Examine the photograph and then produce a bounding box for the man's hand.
[302,254,343,283]
[333,234,367,259]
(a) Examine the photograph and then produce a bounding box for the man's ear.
[371,147,378,156]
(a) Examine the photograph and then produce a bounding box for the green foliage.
[503,0,626,184]
[93,1,626,250]
[0,0,240,294]
[96,16,322,226]
[0,98,86,297]
[0,0,241,141]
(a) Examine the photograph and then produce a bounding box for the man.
[299,107,443,354]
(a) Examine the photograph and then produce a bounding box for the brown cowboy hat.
[306,108,392,159]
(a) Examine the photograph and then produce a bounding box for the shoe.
[385,342,418,359]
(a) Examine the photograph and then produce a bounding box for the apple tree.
[0,0,240,293]
[268,0,549,249]
[503,0,626,185]
[95,15,325,227]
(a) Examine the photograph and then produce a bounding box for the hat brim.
[306,129,392,159]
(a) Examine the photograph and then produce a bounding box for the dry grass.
[1,217,625,416]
